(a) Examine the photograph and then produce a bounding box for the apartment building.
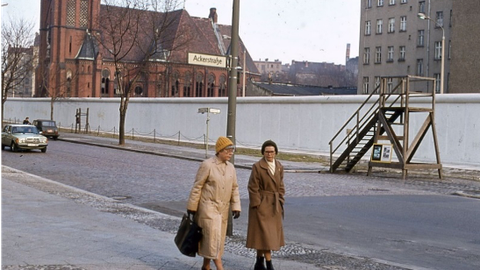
[358,0,452,94]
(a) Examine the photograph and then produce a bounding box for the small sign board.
[188,53,227,68]
[371,143,393,163]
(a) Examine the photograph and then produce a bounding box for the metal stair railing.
[329,77,406,173]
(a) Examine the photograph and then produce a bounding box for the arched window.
[171,72,180,97]
[134,85,143,96]
[101,69,110,96]
[207,74,215,97]
[184,72,192,97]
[219,74,227,97]
[195,72,204,97]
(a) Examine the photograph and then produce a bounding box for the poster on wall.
[371,143,393,163]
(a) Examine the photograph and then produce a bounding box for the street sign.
[188,53,227,68]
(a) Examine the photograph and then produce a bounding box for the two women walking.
[187,137,285,270]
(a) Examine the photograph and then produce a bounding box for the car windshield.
[41,121,56,127]
[12,126,39,134]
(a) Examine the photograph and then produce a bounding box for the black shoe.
[254,256,266,270]
[266,260,275,270]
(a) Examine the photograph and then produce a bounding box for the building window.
[417,30,425,46]
[399,46,406,61]
[401,0,407,3]
[419,1,425,13]
[387,46,394,62]
[416,59,424,76]
[377,0,384,7]
[207,74,215,97]
[387,78,394,92]
[184,72,192,97]
[363,77,370,94]
[436,11,444,27]
[219,75,227,97]
[375,47,382,63]
[389,0,395,5]
[434,41,442,60]
[66,0,76,27]
[449,10,453,27]
[434,73,441,93]
[376,19,383,34]
[366,0,372,8]
[375,76,381,91]
[365,21,371,35]
[400,16,407,31]
[388,18,395,33]
[79,0,88,28]
[363,47,370,64]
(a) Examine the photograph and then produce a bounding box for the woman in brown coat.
[187,136,241,270]
[246,140,285,270]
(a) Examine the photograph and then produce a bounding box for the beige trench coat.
[246,158,285,251]
[187,157,241,259]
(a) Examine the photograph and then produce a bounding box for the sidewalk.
[2,167,319,270]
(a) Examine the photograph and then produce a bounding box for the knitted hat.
[261,140,278,154]
[215,136,233,153]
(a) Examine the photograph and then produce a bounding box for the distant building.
[36,1,259,98]
[449,0,480,93]
[358,0,452,94]
[6,45,36,97]
[249,82,356,96]
[288,60,356,88]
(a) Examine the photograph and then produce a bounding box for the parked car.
[32,119,59,140]
[1,124,48,153]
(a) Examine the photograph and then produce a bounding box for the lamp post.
[227,0,240,163]
[418,12,445,94]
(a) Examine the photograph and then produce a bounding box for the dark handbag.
[174,213,202,257]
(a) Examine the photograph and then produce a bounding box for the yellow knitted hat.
[215,136,233,153]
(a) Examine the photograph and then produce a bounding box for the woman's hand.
[232,211,241,219]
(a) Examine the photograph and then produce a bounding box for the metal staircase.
[329,76,442,179]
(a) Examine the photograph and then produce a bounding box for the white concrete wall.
[4,94,480,167]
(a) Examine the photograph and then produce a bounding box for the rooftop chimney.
[209,8,218,24]
[346,43,351,64]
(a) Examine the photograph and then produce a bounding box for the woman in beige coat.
[187,136,241,270]
[246,140,285,270]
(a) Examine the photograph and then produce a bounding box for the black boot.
[254,256,266,270]
[266,260,275,270]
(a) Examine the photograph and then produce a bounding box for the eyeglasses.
[223,147,235,153]
[264,151,276,154]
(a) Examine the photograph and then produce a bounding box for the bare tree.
[94,0,189,145]
[38,65,79,120]
[1,18,35,124]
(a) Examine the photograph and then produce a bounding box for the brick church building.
[36,0,259,98]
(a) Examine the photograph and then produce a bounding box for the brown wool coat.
[187,157,241,259]
[246,158,285,251]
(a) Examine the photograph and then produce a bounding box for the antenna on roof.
[183,0,186,9]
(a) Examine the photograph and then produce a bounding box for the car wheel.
[1,144,5,150]
[10,142,17,152]
[41,147,47,153]
[53,136,58,140]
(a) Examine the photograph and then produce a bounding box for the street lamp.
[418,12,445,94]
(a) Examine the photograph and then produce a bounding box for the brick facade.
[36,0,259,98]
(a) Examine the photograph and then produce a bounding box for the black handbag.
[174,213,202,257]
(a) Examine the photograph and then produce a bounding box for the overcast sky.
[1,0,360,65]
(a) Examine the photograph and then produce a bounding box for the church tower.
[37,0,101,97]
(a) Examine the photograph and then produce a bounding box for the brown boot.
[254,256,266,270]
[266,259,275,270]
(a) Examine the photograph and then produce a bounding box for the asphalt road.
[2,139,480,270]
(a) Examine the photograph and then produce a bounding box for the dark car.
[32,119,59,140]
